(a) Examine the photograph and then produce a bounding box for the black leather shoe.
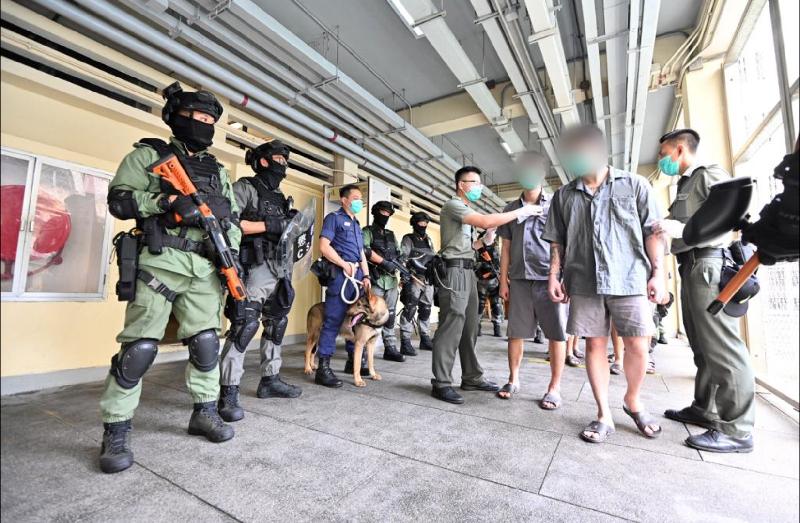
[432,386,464,404]
[315,356,343,388]
[685,429,754,453]
[400,338,417,356]
[99,420,134,474]
[532,330,544,344]
[257,375,302,399]
[344,355,370,376]
[460,379,500,392]
[418,334,434,351]
[493,324,502,337]
[383,344,406,362]
[664,407,715,430]
[657,334,668,345]
[218,385,244,422]
[188,402,235,442]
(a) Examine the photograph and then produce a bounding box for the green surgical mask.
[349,199,364,214]
[658,155,680,176]
[518,168,544,190]
[562,153,594,180]
[465,185,483,202]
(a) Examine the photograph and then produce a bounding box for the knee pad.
[229,300,262,353]
[385,311,396,329]
[263,315,289,345]
[417,304,431,322]
[401,299,418,322]
[110,339,158,389]
[185,329,219,372]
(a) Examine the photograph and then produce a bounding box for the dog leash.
[341,264,363,305]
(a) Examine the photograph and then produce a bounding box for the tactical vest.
[238,176,291,266]
[368,226,399,279]
[408,233,435,266]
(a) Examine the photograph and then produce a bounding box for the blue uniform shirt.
[320,207,364,263]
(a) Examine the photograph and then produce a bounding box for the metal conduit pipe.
[623,0,641,171]
[66,0,475,209]
[629,0,661,173]
[128,1,462,202]
[30,0,454,207]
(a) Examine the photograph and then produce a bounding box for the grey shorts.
[567,294,655,338]
[507,280,567,341]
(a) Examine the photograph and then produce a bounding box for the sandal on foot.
[565,355,581,367]
[497,383,519,400]
[623,404,662,439]
[580,421,615,443]
[609,362,623,375]
[539,392,562,410]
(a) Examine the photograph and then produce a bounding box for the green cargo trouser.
[100,264,223,423]
[431,266,484,388]
[680,257,755,437]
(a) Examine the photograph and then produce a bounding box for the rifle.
[148,153,247,301]
[476,245,499,281]
[382,257,426,287]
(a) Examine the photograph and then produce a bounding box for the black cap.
[410,211,431,225]
[659,128,700,144]
[161,81,223,124]
[371,200,394,216]
[719,265,760,317]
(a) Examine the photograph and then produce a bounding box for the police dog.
[304,288,390,387]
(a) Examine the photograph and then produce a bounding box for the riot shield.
[277,198,316,280]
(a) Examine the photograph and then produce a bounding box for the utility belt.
[676,247,727,267]
[138,216,213,259]
[445,258,474,269]
[113,230,180,303]
[239,236,278,267]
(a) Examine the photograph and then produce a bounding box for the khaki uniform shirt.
[438,196,477,260]
[668,164,732,253]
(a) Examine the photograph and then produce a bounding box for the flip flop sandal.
[580,421,615,443]
[623,404,663,439]
[497,382,519,400]
[539,391,562,410]
[610,362,623,375]
[565,355,581,367]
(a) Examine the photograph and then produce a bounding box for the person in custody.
[100,82,240,473]
[218,140,309,423]
[398,211,437,354]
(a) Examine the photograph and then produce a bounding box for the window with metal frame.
[1,148,114,302]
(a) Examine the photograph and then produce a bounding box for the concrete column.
[681,58,733,171]
[333,154,359,185]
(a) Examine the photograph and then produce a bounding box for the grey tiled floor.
[2,326,798,522]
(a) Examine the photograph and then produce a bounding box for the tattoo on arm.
[550,243,564,276]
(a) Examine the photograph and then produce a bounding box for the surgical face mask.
[562,153,595,180]
[170,114,215,152]
[373,213,390,228]
[464,184,483,202]
[256,158,288,190]
[349,198,364,214]
[658,153,681,176]
[517,168,545,190]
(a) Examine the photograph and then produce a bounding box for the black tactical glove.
[264,216,288,242]
[379,259,397,273]
[169,195,202,227]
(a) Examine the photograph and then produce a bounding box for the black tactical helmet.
[161,81,223,124]
[410,211,431,225]
[245,140,290,171]
[371,200,395,217]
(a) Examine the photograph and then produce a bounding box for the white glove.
[656,219,685,238]
[515,204,543,223]
[482,227,497,245]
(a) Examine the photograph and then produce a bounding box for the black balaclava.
[371,201,394,229]
[247,141,290,190]
[170,114,215,152]
[411,212,430,237]
[161,83,222,153]
[373,213,390,229]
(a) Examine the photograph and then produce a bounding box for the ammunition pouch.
[113,230,141,302]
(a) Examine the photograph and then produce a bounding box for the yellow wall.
[0,64,439,379]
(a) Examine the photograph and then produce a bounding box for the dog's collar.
[350,312,382,329]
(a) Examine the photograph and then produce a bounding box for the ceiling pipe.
[471,0,569,185]
[630,0,661,173]
[603,0,628,168]
[125,0,471,210]
[389,0,528,156]
[30,0,458,207]
[521,0,580,126]
[580,0,606,136]
[623,0,641,171]
[221,0,505,209]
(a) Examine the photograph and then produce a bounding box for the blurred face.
[559,139,604,180]
[515,157,546,190]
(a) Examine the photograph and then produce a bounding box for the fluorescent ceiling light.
[387,0,424,37]
[229,121,243,129]
[499,140,512,155]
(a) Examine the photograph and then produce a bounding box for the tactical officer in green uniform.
[399,212,436,354]
[431,166,541,404]
[99,83,240,473]
[655,128,755,453]
[361,201,406,364]
[217,140,302,423]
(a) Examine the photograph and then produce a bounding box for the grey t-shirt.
[497,193,551,280]
[439,196,476,259]
[542,168,661,296]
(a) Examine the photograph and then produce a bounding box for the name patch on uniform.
[344,221,351,226]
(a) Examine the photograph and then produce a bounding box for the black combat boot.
[400,337,417,356]
[188,402,235,442]
[344,352,370,376]
[493,323,502,337]
[383,343,406,362]
[257,374,302,399]
[657,333,668,344]
[532,327,544,344]
[218,385,244,422]
[99,420,134,474]
[418,333,434,351]
[316,356,343,388]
